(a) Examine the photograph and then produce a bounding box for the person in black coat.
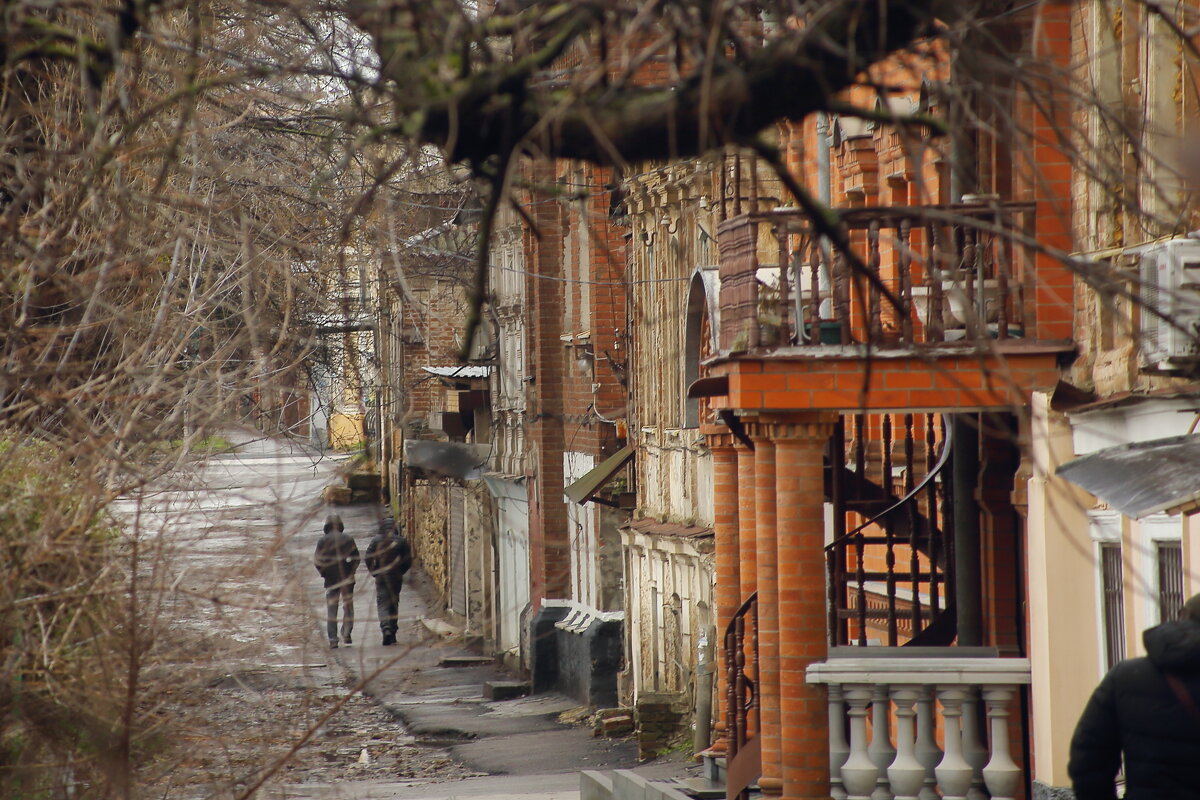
[364,518,412,646]
[313,513,359,649]
[1069,594,1200,799]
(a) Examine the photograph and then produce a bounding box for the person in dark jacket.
[364,518,412,646]
[313,513,359,649]
[1069,594,1200,799]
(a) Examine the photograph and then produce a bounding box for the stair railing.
[724,591,759,800]
[825,413,955,646]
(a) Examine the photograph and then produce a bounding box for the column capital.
[751,411,839,441]
[703,431,739,451]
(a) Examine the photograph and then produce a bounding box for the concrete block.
[580,770,614,800]
[599,714,634,737]
[483,680,530,701]
[322,485,352,504]
[611,769,650,800]
[645,780,694,800]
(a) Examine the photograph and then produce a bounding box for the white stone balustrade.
[807,656,1031,800]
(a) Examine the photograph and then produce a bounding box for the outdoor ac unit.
[1137,238,1200,373]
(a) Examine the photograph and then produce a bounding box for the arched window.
[684,268,720,428]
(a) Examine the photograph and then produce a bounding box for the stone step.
[482,680,530,701]
[437,655,495,668]
[680,776,726,799]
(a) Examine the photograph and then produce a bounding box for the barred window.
[1100,542,1126,671]
[1157,540,1185,623]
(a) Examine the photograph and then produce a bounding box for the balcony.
[807,650,1030,800]
[703,203,1072,415]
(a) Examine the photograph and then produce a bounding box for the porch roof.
[563,445,633,505]
[1056,433,1200,518]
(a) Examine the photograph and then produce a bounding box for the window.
[1158,540,1185,623]
[1100,542,1126,671]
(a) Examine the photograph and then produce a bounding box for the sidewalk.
[283,501,651,799]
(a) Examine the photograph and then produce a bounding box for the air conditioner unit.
[1136,238,1200,373]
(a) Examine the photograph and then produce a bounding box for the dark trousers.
[324,580,354,643]
[375,574,404,636]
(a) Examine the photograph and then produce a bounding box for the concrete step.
[437,655,495,668]
[483,680,530,701]
[701,753,725,783]
[680,776,726,799]
[581,769,614,800]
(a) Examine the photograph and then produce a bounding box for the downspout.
[952,414,983,646]
[816,113,833,319]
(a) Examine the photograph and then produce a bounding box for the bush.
[0,433,125,799]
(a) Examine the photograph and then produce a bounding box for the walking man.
[313,513,359,649]
[365,517,412,646]
[1069,593,1200,799]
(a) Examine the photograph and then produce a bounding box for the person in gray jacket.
[365,517,412,646]
[313,513,359,649]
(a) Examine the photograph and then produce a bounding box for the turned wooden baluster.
[914,686,942,800]
[926,224,945,341]
[981,687,1022,800]
[888,687,925,800]
[868,220,882,340]
[904,413,922,634]
[897,219,913,343]
[935,687,974,800]
[869,684,896,800]
[924,415,941,619]
[842,686,878,800]
[776,223,791,345]
[882,414,898,646]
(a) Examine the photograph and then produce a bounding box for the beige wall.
[1026,391,1101,788]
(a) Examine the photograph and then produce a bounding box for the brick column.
[775,414,838,800]
[736,441,758,600]
[706,434,740,754]
[752,431,782,796]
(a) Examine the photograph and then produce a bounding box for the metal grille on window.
[1101,542,1126,671]
[1158,540,1185,623]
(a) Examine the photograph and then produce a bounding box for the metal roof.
[421,365,491,379]
[563,445,634,505]
[1056,434,1200,518]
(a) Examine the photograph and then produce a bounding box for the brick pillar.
[775,414,838,800]
[752,432,782,796]
[707,434,740,754]
[736,442,758,600]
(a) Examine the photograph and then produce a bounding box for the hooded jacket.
[314,515,360,586]
[1069,619,1200,800]
[365,519,412,581]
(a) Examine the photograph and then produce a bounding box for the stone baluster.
[887,687,925,800]
[842,686,878,800]
[981,687,1022,800]
[934,687,974,800]
[869,684,896,800]
[829,684,850,800]
[961,687,989,800]
[914,686,941,800]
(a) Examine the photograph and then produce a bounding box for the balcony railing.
[806,652,1030,800]
[717,202,1037,353]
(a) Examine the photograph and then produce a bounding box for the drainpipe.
[952,414,983,646]
[694,625,715,753]
[815,113,833,319]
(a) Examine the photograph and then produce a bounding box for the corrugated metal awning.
[563,445,634,505]
[1056,434,1200,518]
[422,365,492,379]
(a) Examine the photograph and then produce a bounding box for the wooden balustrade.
[806,656,1031,800]
[717,202,1037,351]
